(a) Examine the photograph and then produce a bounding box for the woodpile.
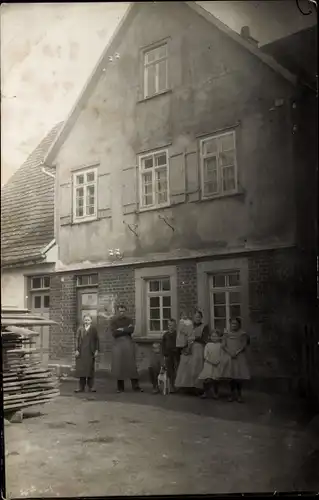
[1,307,60,414]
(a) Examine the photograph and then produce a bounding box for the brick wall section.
[177,260,198,318]
[49,274,77,361]
[248,248,301,378]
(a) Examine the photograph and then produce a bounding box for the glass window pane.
[204,138,218,155]
[76,207,84,217]
[163,308,171,319]
[163,296,171,307]
[230,305,241,318]
[150,308,160,319]
[146,65,156,97]
[150,320,161,331]
[31,277,42,289]
[220,151,235,167]
[158,60,167,92]
[76,187,84,197]
[157,44,167,59]
[213,274,226,288]
[142,156,153,169]
[86,205,95,216]
[76,174,84,185]
[44,295,50,308]
[145,48,156,64]
[87,185,95,196]
[204,182,218,196]
[77,198,84,207]
[144,195,153,206]
[157,191,168,204]
[213,292,226,305]
[228,273,240,287]
[150,296,160,308]
[161,279,170,291]
[149,280,160,292]
[155,153,167,167]
[90,274,98,285]
[34,296,41,308]
[229,291,241,304]
[220,133,235,151]
[86,172,95,183]
[214,306,226,318]
[77,277,82,286]
[43,277,50,288]
[204,157,217,177]
[214,318,226,332]
[222,166,235,192]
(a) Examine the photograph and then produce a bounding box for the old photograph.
[1,1,318,497]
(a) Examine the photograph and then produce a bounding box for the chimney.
[240,26,259,47]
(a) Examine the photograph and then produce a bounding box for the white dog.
[157,366,171,395]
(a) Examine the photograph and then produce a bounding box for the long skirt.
[111,336,139,380]
[175,343,204,388]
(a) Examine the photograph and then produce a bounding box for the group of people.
[74,304,250,402]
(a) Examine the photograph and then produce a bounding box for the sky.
[1,1,316,186]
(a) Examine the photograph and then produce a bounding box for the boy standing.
[148,342,162,394]
[162,318,179,393]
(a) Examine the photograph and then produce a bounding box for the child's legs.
[148,367,158,388]
[117,379,125,392]
[79,377,86,391]
[212,380,219,395]
[203,379,213,393]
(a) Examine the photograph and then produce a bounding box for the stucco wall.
[55,2,297,267]
[1,263,55,309]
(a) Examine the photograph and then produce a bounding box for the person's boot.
[117,380,125,393]
[131,379,143,392]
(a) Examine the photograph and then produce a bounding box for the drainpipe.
[41,161,58,260]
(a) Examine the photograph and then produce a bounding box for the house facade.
[45,2,315,384]
[1,123,62,366]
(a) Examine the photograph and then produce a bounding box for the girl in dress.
[175,310,209,394]
[198,330,223,399]
[221,317,250,403]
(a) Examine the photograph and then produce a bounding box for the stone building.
[43,2,316,387]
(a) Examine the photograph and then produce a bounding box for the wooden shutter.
[59,182,72,226]
[169,152,186,205]
[185,142,200,202]
[122,166,138,215]
[97,172,111,219]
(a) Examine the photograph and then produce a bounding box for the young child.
[161,318,179,393]
[148,342,162,394]
[221,317,250,403]
[198,330,223,399]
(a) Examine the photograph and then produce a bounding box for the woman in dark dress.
[75,314,100,393]
[110,304,142,393]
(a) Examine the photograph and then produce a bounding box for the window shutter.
[98,172,111,219]
[169,152,186,205]
[122,166,138,215]
[185,143,200,202]
[59,182,72,226]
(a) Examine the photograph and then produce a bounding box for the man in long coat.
[110,304,142,393]
[75,314,100,392]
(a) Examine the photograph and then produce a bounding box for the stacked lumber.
[1,308,60,413]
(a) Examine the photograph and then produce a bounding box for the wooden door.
[30,292,50,367]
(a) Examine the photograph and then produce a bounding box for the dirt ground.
[4,379,319,497]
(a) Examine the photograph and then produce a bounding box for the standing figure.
[75,314,99,393]
[175,310,209,394]
[221,317,250,403]
[198,330,224,399]
[176,311,193,355]
[161,318,179,393]
[110,304,142,393]
[148,342,162,394]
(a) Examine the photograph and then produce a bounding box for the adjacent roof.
[44,1,298,167]
[262,26,317,90]
[1,122,63,267]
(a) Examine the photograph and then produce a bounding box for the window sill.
[200,190,245,203]
[73,215,98,225]
[138,202,171,214]
[137,88,172,104]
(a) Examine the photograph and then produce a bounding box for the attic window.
[30,276,50,290]
[143,42,168,99]
[73,167,97,223]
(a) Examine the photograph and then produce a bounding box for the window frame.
[29,276,50,291]
[72,166,98,223]
[76,274,99,288]
[210,271,242,332]
[200,130,238,199]
[146,277,172,335]
[143,41,169,99]
[138,148,170,211]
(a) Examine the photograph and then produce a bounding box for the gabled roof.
[1,122,63,267]
[44,1,298,167]
[261,26,317,91]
